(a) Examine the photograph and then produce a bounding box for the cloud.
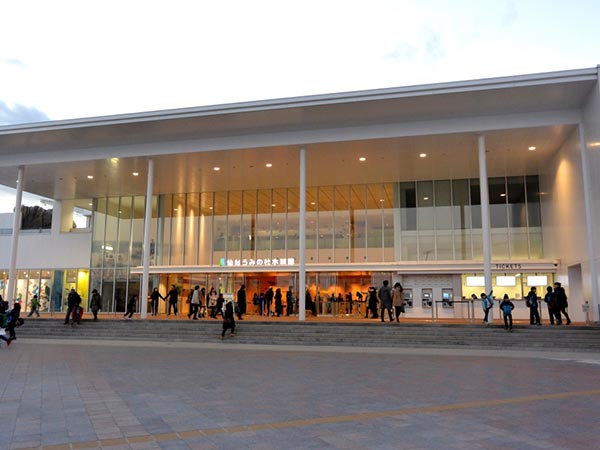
[0,101,49,125]
[425,32,444,62]
[385,42,417,62]
[0,58,25,68]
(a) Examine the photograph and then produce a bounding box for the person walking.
[27,294,40,317]
[166,285,179,316]
[554,282,571,325]
[392,282,405,322]
[525,287,541,325]
[237,284,246,320]
[149,287,164,316]
[378,280,394,322]
[64,289,81,325]
[481,291,494,324]
[123,295,137,320]
[7,300,21,344]
[90,289,102,321]
[221,300,236,339]
[188,285,200,320]
[500,294,515,331]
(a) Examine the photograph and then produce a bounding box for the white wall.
[0,230,92,269]
[582,73,600,321]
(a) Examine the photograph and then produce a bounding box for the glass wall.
[87,176,544,307]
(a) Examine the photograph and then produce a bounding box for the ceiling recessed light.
[528,146,536,151]
[423,196,429,200]
[359,157,366,162]
[88,203,93,206]
[266,163,273,168]
[87,175,94,179]
[213,167,220,171]
[419,153,427,158]
[310,202,316,205]
[132,172,139,176]
[500,193,506,197]
[271,204,276,207]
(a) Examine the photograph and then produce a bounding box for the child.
[500,294,515,331]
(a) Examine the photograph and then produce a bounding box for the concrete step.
[13,319,600,352]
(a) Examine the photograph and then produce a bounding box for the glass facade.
[82,175,543,311]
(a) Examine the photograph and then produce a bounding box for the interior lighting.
[213,167,220,171]
[528,146,536,151]
[271,204,276,207]
[132,172,139,176]
[359,157,366,162]
[419,153,427,158]
[87,175,94,179]
[266,163,273,168]
[423,196,429,200]
[500,193,506,197]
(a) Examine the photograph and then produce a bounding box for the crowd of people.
[0,279,582,346]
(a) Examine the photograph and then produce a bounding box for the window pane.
[452,179,470,230]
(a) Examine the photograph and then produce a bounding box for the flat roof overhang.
[0,67,597,200]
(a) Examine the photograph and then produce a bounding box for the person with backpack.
[500,294,515,331]
[525,287,541,325]
[481,291,494,324]
[543,286,559,325]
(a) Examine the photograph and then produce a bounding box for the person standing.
[123,295,137,320]
[286,287,294,316]
[166,285,179,316]
[500,294,515,331]
[208,287,218,318]
[378,280,393,322]
[64,289,81,325]
[90,289,102,321]
[27,294,40,317]
[365,286,378,319]
[274,288,283,317]
[265,287,274,317]
[525,287,541,325]
[188,285,200,320]
[481,291,494,324]
[216,292,225,318]
[392,282,405,322]
[554,282,571,325]
[149,287,164,316]
[237,284,246,320]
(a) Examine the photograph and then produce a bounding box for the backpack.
[525,298,532,308]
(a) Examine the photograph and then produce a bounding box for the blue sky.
[1,0,599,126]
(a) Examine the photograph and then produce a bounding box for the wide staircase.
[13,318,600,352]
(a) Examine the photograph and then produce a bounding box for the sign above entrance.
[220,257,296,268]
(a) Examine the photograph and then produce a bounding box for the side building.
[1,67,599,322]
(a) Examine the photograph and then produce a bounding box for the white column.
[140,159,154,319]
[7,166,24,307]
[299,146,307,321]
[578,124,600,322]
[478,136,493,300]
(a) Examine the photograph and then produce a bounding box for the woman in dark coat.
[274,288,283,317]
[221,300,236,339]
[366,286,379,319]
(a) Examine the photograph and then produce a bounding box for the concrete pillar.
[478,136,493,304]
[299,146,307,321]
[578,123,600,322]
[140,159,154,319]
[7,166,24,307]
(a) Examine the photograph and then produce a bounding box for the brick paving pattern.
[1,341,600,449]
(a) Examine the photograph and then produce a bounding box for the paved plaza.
[1,339,600,450]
